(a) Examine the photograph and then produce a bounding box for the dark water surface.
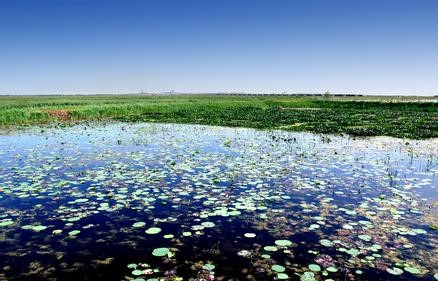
[0,122,437,281]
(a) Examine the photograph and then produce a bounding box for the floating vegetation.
[271,264,286,272]
[275,240,292,247]
[68,230,81,236]
[145,227,161,235]
[152,247,170,257]
[0,122,438,281]
[387,267,403,275]
[308,264,321,272]
[132,222,146,228]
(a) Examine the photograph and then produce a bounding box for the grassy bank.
[1,94,437,138]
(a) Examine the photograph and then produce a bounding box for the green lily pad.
[202,263,215,271]
[300,271,316,281]
[272,264,286,273]
[145,227,161,234]
[319,239,333,247]
[358,234,372,242]
[263,246,278,252]
[277,273,289,279]
[346,248,360,256]
[308,264,321,272]
[201,221,215,228]
[0,220,13,227]
[152,247,170,257]
[132,222,146,228]
[32,225,47,232]
[275,240,292,247]
[132,269,144,276]
[68,230,81,236]
[404,266,421,274]
[386,267,403,275]
[326,266,338,273]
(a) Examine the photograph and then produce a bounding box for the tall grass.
[0,95,437,138]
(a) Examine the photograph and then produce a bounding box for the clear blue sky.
[1,0,437,95]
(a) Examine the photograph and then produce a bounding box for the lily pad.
[132,269,144,276]
[275,240,292,247]
[404,266,421,275]
[272,264,286,273]
[263,246,278,252]
[308,264,321,272]
[145,227,161,235]
[0,220,13,227]
[152,247,170,257]
[69,230,81,236]
[358,234,372,242]
[202,263,215,271]
[300,271,316,281]
[386,267,403,275]
[132,222,146,228]
[319,239,333,247]
[32,225,47,232]
[277,273,289,279]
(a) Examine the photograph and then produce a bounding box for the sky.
[1,0,437,95]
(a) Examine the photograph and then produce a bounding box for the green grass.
[1,94,437,139]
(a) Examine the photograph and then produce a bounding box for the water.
[0,122,437,281]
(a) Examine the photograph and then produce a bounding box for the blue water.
[0,122,437,281]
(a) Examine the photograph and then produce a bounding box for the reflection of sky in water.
[0,122,437,281]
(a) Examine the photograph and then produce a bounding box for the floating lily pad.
[275,240,292,247]
[32,225,47,232]
[319,239,333,247]
[69,230,80,236]
[202,263,215,271]
[300,271,316,281]
[386,267,403,275]
[152,247,170,257]
[0,220,13,227]
[346,248,360,256]
[132,222,146,228]
[145,227,161,235]
[404,266,421,274]
[308,264,321,272]
[132,269,144,276]
[201,221,215,228]
[264,246,278,252]
[358,234,372,242]
[326,266,338,273]
[272,264,286,273]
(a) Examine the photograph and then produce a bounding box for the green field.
[1,94,437,139]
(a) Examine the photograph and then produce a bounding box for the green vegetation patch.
[1,94,437,138]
